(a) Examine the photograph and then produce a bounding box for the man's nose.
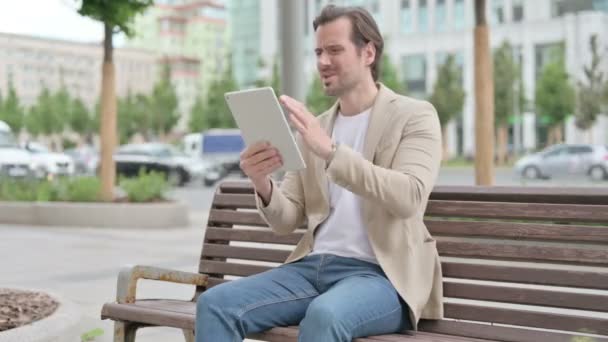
[317,52,330,66]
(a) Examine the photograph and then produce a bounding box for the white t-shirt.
[310,108,378,264]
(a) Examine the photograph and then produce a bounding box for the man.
[196,5,443,341]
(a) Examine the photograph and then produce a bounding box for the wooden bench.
[102,181,608,342]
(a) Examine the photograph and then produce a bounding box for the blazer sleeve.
[325,101,442,219]
[254,168,306,235]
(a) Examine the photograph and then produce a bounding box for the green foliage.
[119,170,168,202]
[188,95,206,132]
[77,0,153,37]
[69,98,94,136]
[81,328,104,342]
[26,85,59,135]
[0,177,100,202]
[535,55,575,126]
[149,63,179,136]
[494,41,525,126]
[379,55,405,94]
[0,76,24,132]
[306,75,336,115]
[254,58,281,96]
[576,35,606,130]
[55,177,101,202]
[428,54,466,126]
[197,63,238,129]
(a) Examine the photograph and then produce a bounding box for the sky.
[0,0,125,45]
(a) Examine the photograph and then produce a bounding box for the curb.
[0,201,189,228]
[0,288,83,342]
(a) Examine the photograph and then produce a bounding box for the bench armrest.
[116,264,208,303]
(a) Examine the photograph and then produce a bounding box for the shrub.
[56,177,100,202]
[119,170,168,203]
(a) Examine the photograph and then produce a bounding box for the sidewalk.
[1,211,209,342]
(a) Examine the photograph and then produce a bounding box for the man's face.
[314,17,374,97]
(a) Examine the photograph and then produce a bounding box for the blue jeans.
[195,254,411,342]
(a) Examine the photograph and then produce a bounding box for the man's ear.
[365,42,376,67]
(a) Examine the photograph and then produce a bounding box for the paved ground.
[1,212,210,342]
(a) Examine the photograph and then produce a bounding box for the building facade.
[0,32,157,111]
[231,0,608,156]
[128,0,230,131]
[229,0,278,89]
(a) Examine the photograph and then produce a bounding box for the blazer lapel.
[362,83,398,162]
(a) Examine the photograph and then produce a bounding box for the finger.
[241,141,270,158]
[245,148,279,167]
[251,155,282,176]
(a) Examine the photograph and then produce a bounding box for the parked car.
[114,143,210,186]
[64,145,99,176]
[514,144,608,181]
[0,121,33,179]
[24,142,75,179]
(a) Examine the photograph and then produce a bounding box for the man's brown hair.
[313,5,384,81]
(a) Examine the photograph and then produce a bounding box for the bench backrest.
[197,181,608,341]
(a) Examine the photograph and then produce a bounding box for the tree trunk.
[99,23,117,202]
[442,125,449,162]
[496,125,508,166]
[474,0,495,185]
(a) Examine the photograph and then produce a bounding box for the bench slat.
[426,200,608,223]
[426,219,608,244]
[209,209,267,226]
[205,227,302,245]
[444,282,608,312]
[437,240,608,266]
[202,243,290,263]
[212,194,256,209]
[444,303,608,335]
[442,261,608,290]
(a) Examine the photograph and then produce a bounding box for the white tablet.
[224,87,307,172]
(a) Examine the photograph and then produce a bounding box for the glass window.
[402,54,427,96]
[512,0,524,22]
[418,0,428,32]
[492,0,504,24]
[594,0,608,12]
[400,0,413,33]
[453,0,465,29]
[436,0,447,31]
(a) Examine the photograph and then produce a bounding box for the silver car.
[514,144,608,181]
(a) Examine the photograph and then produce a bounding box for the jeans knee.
[299,302,349,341]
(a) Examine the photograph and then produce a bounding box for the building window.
[512,0,524,22]
[402,54,427,97]
[492,0,504,24]
[453,0,465,29]
[595,0,608,12]
[418,0,428,32]
[400,0,413,33]
[534,42,563,79]
[436,0,447,31]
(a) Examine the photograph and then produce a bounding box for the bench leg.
[182,329,194,342]
[114,322,138,342]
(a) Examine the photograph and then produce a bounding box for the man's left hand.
[280,95,333,161]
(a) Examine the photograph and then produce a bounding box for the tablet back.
[224,87,306,172]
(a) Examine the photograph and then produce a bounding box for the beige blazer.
[255,83,443,329]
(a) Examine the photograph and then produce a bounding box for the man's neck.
[338,80,379,116]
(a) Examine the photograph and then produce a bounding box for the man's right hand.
[240,141,283,205]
